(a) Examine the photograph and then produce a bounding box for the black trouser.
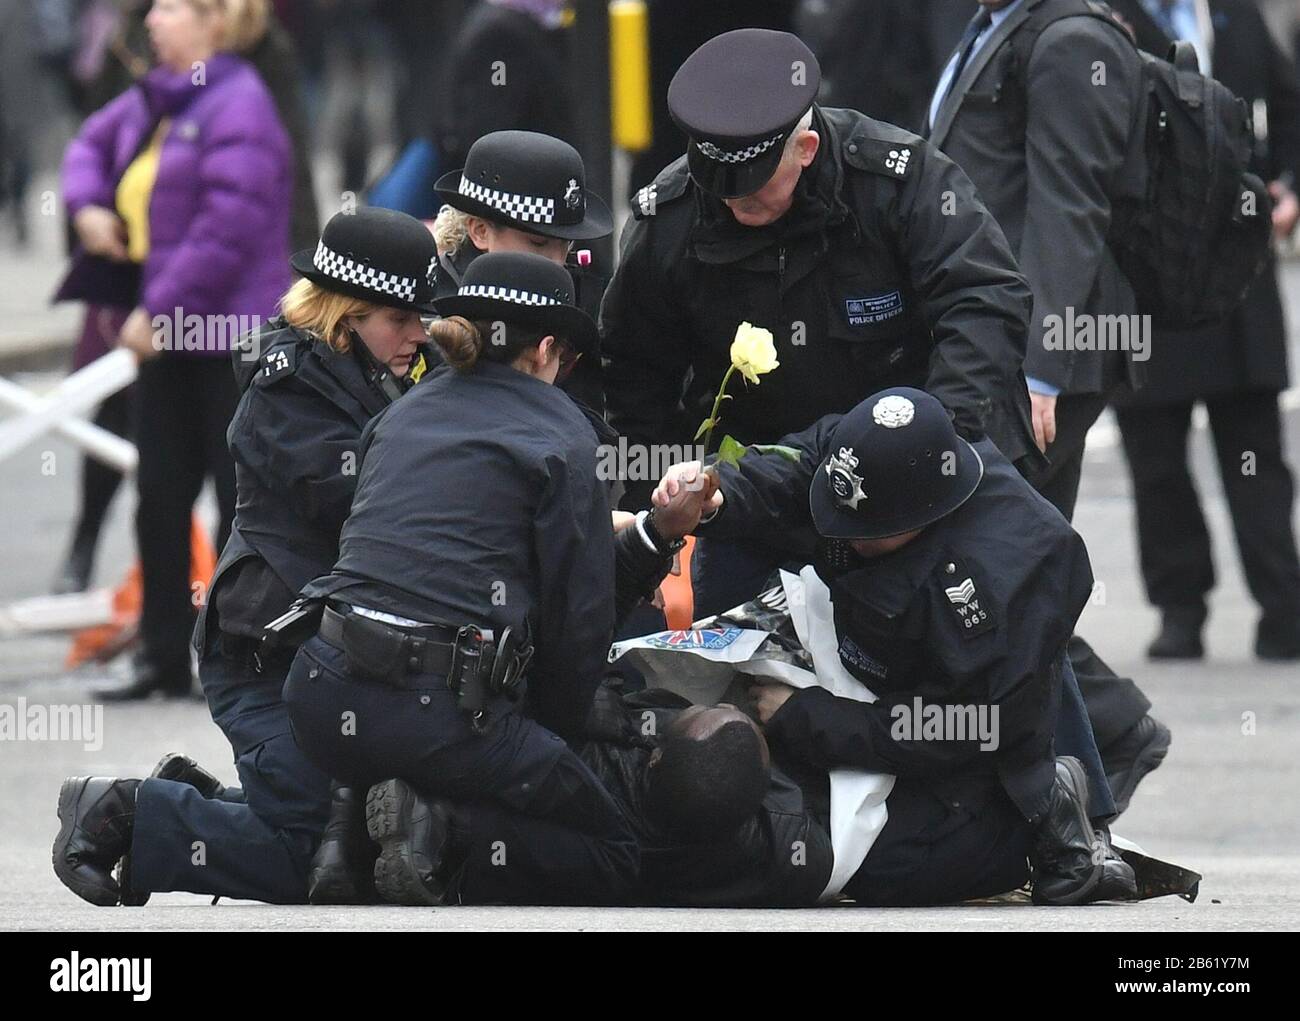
[1025,389,1152,761]
[843,774,1033,906]
[68,384,134,567]
[133,355,238,670]
[132,638,332,902]
[1115,393,1300,625]
[1030,391,1110,522]
[284,635,639,905]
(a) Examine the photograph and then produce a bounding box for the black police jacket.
[305,359,616,740]
[195,320,399,650]
[700,422,1094,825]
[578,689,833,907]
[602,105,1042,509]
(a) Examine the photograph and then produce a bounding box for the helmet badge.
[826,446,867,510]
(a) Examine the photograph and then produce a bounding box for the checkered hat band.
[696,133,784,164]
[313,241,418,302]
[458,284,560,306]
[458,177,556,224]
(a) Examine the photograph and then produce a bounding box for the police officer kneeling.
[283,253,639,906]
[655,388,1137,905]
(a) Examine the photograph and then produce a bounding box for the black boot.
[52,777,142,906]
[308,782,379,904]
[96,653,193,702]
[1030,757,1107,906]
[366,779,452,906]
[1255,614,1300,660]
[1103,715,1172,817]
[1147,607,1205,660]
[149,751,227,799]
[1092,825,1138,901]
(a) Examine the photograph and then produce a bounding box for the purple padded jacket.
[62,52,292,353]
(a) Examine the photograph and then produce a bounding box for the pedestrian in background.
[1111,0,1300,661]
[61,0,292,699]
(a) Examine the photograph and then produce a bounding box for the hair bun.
[427,315,483,371]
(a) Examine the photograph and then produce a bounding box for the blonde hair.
[188,0,269,54]
[278,277,380,352]
[432,204,471,255]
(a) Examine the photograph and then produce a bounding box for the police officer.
[431,129,612,415]
[52,208,439,907]
[603,27,1041,618]
[281,252,685,906]
[653,388,1137,904]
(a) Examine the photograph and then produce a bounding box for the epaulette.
[843,137,918,180]
[632,158,692,220]
[255,342,297,386]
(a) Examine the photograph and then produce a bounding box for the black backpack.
[1003,0,1272,330]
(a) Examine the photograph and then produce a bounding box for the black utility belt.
[317,604,531,728]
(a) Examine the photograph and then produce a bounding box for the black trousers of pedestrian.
[1114,392,1300,623]
[68,384,134,568]
[1027,389,1152,762]
[284,635,640,905]
[133,355,238,671]
[843,774,1033,906]
[1030,391,1110,522]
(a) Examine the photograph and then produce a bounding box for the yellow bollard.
[609,0,652,152]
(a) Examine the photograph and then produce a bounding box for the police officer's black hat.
[668,28,821,199]
[290,207,438,313]
[809,388,985,540]
[434,131,613,241]
[431,251,598,356]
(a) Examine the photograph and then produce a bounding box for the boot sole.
[52,777,120,907]
[1032,758,1104,906]
[1107,722,1172,817]
[366,779,445,906]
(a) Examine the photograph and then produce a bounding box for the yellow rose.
[729,322,779,384]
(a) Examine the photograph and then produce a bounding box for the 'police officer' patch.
[846,291,904,326]
[838,634,890,682]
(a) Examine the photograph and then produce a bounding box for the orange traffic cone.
[66,514,218,667]
[658,535,696,630]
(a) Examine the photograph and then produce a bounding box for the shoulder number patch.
[940,561,996,639]
[259,346,294,384]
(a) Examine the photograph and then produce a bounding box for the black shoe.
[1103,715,1172,818]
[1031,757,1105,906]
[117,753,228,906]
[52,777,141,906]
[366,779,452,906]
[1255,615,1300,660]
[1093,826,1138,901]
[52,532,97,595]
[309,782,379,904]
[96,655,193,701]
[149,752,227,799]
[1147,608,1205,660]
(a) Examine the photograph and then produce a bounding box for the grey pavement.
[1,238,1299,931]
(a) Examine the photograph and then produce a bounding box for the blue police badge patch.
[644,627,743,651]
[845,291,904,326]
[838,634,889,682]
